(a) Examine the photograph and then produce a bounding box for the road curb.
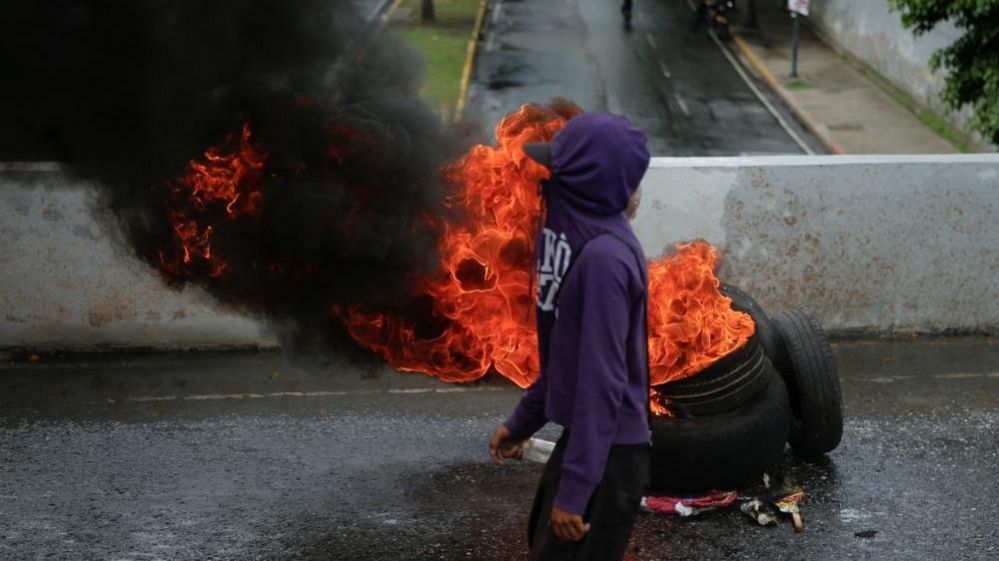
[382,0,409,22]
[369,0,407,24]
[454,0,490,124]
[730,34,845,155]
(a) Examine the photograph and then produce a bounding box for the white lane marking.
[485,32,496,51]
[933,372,999,380]
[646,32,657,49]
[491,0,503,24]
[637,11,646,24]
[855,376,916,384]
[681,0,814,154]
[434,387,505,393]
[434,387,471,393]
[658,60,671,79]
[113,386,506,403]
[188,393,265,400]
[674,94,690,116]
[711,31,814,154]
[851,372,999,384]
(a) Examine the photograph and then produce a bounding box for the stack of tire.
[648,285,843,493]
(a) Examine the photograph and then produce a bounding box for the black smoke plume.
[2,1,467,350]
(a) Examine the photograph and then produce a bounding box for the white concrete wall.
[634,155,999,334]
[2,155,998,350]
[806,0,972,134]
[0,166,276,350]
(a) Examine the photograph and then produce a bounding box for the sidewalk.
[731,5,960,154]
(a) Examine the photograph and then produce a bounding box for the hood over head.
[537,113,650,216]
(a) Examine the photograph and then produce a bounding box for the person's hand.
[488,425,525,464]
[551,506,590,541]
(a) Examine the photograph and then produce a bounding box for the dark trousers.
[527,436,650,561]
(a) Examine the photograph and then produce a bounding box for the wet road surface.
[468,0,823,155]
[1,337,997,560]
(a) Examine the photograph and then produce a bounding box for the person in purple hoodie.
[488,112,652,561]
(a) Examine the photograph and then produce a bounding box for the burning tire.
[771,309,843,459]
[648,375,791,493]
[653,331,774,417]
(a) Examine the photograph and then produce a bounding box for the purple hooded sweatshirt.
[504,113,651,516]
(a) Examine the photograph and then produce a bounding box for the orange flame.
[339,104,572,386]
[341,104,755,398]
[155,104,754,413]
[647,241,756,385]
[159,123,267,278]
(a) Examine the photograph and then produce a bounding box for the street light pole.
[790,12,800,79]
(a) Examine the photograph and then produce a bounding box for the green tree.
[889,0,999,143]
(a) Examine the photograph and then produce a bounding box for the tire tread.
[772,309,843,458]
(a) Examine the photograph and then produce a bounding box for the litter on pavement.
[642,491,739,516]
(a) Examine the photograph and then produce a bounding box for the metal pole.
[790,12,800,79]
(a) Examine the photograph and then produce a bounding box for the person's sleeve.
[504,373,548,439]
[553,248,632,516]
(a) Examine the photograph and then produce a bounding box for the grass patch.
[391,0,483,117]
[784,78,815,90]
[853,61,977,153]
[912,105,977,153]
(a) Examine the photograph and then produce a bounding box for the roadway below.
[1,337,996,560]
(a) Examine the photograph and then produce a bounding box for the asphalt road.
[1,336,997,560]
[467,0,824,155]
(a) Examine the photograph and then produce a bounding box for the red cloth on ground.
[644,491,738,516]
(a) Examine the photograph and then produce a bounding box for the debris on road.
[774,488,805,533]
[642,491,738,517]
[740,498,778,526]
[855,530,878,539]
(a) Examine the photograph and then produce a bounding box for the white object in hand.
[522,438,556,464]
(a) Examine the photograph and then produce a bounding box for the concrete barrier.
[2,155,997,350]
[634,155,999,334]
[0,166,276,350]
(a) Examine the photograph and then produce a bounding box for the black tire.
[649,375,791,494]
[771,309,843,458]
[719,284,785,366]
[654,340,774,417]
